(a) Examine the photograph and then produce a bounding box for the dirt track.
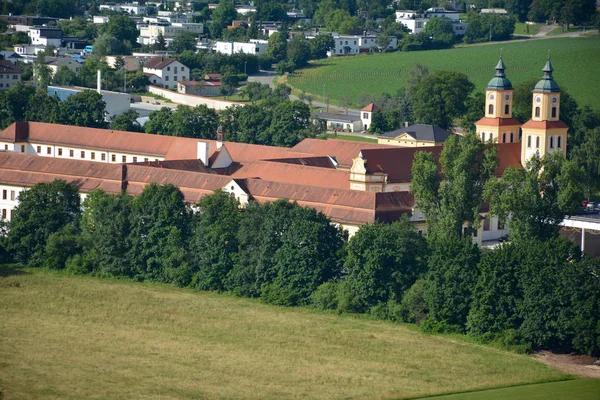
[534,351,600,378]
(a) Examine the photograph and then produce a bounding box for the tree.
[310,34,335,59]
[264,100,312,147]
[424,17,455,48]
[461,92,485,132]
[240,82,273,104]
[287,34,311,69]
[0,83,36,127]
[486,153,583,243]
[189,191,241,291]
[99,14,138,45]
[57,90,108,128]
[24,89,60,123]
[7,180,80,267]
[145,107,174,135]
[411,132,498,244]
[52,65,79,86]
[154,31,167,51]
[410,70,474,129]
[171,105,219,139]
[127,184,192,283]
[344,219,428,312]
[169,30,198,53]
[570,128,600,199]
[80,190,133,277]
[33,51,51,88]
[111,110,143,132]
[266,31,287,63]
[93,33,125,57]
[210,0,237,38]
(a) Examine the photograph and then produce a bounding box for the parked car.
[586,201,599,210]
[498,234,509,243]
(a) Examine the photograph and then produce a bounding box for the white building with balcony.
[215,39,268,56]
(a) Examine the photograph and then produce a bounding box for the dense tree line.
[2,136,598,355]
[0,84,108,129]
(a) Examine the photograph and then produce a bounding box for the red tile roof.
[291,138,395,167]
[521,120,569,130]
[361,103,377,112]
[143,57,178,70]
[475,117,522,127]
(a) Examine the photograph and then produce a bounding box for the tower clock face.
[504,93,510,101]
[488,93,495,101]
[535,96,542,104]
[551,96,558,104]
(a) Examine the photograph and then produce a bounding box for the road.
[247,71,361,115]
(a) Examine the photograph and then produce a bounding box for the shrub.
[399,279,428,324]
[311,281,340,310]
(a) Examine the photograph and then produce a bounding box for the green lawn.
[547,25,594,36]
[514,23,542,36]
[0,266,568,400]
[289,37,600,110]
[417,379,600,399]
[318,133,378,142]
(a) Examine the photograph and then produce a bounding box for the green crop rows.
[289,37,600,109]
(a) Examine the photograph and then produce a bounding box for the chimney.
[404,121,409,128]
[197,141,209,167]
[216,125,224,142]
[97,70,102,94]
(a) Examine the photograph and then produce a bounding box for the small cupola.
[486,55,512,90]
[533,55,560,93]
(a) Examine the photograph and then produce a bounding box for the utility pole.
[489,23,492,42]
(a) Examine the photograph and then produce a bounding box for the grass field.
[288,37,600,110]
[0,266,570,400]
[547,26,594,36]
[514,23,542,36]
[420,379,600,399]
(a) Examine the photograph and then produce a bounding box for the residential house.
[143,57,189,89]
[45,57,82,77]
[48,85,131,122]
[138,22,203,46]
[312,112,363,132]
[360,103,376,131]
[377,124,455,147]
[28,26,63,47]
[395,10,427,34]
[0,60,21,90]
[177,80,221,97]
[215,40,269,56]
[0,51,22,64]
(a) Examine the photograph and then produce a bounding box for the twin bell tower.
[475,54,568,167]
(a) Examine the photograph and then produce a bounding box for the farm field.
[0,266,568,400]
[418,379,600,399]
[288,37,600,109]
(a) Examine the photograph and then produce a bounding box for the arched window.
[502,133,506,143]
[536,136,540,149]
[505,104,509,115]
[482,132,486,141]
[557,136,562,148]
[550,137,554,149]
[488,104,494,115]
[510,132,514,143]
[527,135,531,148]
[535,107,540,118]
[551,107,557,118]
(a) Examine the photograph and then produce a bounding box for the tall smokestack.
[97,70,102,94]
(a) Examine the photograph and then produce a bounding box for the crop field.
[0,266,569,400]
[419,379,600,399]
[288,37,600,109]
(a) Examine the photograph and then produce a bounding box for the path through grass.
[416,379,600,399]
[0,266,568,399]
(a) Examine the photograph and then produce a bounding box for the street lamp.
[244,61,247,74]
[489,23,492,42]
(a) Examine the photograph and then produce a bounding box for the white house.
[28,26,63,47]
[143,57,189,89]
[215,39,268,56]
[313,112,363,132]
[93,16,110,24]
[99,3,150,15]
[0,61,21,91]
[360,103,377,131]
[424,7,461,20]
[358,35,398,51]
[329,35,361,56]
[395,10,428,34]
[138,22,203,46]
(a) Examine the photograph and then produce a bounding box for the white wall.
[148,85,244,111]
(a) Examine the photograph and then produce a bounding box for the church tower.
[475,56,521,144]
[520,56,568,167]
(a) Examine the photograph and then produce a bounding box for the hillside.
[0,266,569,399]
[289,37,600,110]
